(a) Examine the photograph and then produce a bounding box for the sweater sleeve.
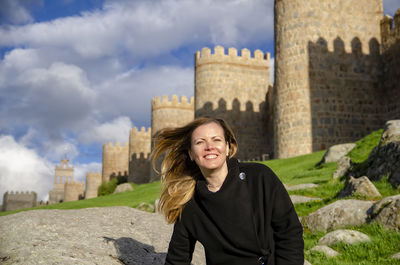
[270,177,304,265]
[165,218,196,265]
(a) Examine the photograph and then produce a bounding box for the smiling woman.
[152,117,304,265]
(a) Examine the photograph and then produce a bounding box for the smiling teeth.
[205,155,217,159]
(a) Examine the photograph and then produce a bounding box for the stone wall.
[85,172,102,199]
[274,0,383,158]
[64,181,85,202]
[102,142,129,182]
[2,191,37,212]
[381,10,400,121]
[128,127,151,184]
[195,46,273,160]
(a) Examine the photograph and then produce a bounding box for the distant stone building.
[49,159,84,204]
[85,172,102,199]
[2,191,37,212]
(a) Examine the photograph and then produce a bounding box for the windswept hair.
[152,117,237,224]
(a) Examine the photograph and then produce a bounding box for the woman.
[152,117,304,265]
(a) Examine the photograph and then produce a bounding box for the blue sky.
[0,0,398,203]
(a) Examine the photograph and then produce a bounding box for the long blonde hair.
[152,117,237,223]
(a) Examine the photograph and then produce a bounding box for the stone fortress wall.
[49,1,398,203]
[381,10,400,121]
[64,180,85,202]
[85,172,102,199]
[101,142,129,182]
[195,46,273,160]
[128,126,152,184]
[273,0,385,158]
[2,191,37,212]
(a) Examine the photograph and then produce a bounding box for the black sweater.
[165,158,304,265]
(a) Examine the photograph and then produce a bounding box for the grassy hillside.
[1,129,400,264]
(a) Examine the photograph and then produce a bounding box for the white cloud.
[0,135,53,204]
[79,116,133,144]
[0,0,42,25]
[74,162,102,183]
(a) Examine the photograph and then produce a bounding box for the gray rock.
[0,207,206,265]
[392,252,400,259]
[318,229,371,246]
[333,156,351,179]
[304,260,312,265]
[137,202,155,213]
[304,199,374,232]
[372,196,400,231]
[338,176,381,198]
[114,183,134,194]
[380,120,400,146]
[310,245,339,257]
[319,143,356,164]
[285,183,319,191]
[290,195,321,204]
[369,194,400,217]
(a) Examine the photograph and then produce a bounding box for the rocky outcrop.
[333,156,351,180]
[114,183,134,194]
[284,183,319,191]
[304,199,374,232]
[0,207,206,265]
[338,176,381,198]
[370,195,400,231]
[290,195,321,204]
[361,120,400,186]
[319,143,355,164]
[318,229,371,245]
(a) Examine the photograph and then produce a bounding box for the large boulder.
[319,143,355,164]
[114,183,134,194]
[338,176,381,198]
[304,199,374,232]
[0,207,206,265]
[370,195,400,231]
[290,195,321,204]
[284,183,319,191]
[310,245,339,257]
[362,120,400,186]
[318,229,371,246]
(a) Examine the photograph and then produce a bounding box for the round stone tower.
[274,0,383,158]
[85,172,102,199]
[128,126,151,184]
[101,142,129,182]
[195,46,273,160]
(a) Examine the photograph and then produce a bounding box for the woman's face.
[189,122,229,174]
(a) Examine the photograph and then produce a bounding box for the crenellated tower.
[128,126,151,183]
[64,180,85,202]
[151,95,195,136]
[102,142,129,182]
[85,172,102,199]
[49,159,74,204]
[274,0,384,158]
[380,9,400,120]
[195,46,273,160]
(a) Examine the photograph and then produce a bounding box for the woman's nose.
[205,141,214,150]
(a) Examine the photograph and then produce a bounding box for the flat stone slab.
[285,183,319,191]
[290,195,321,204]
[0,207,206,265]
[392,252,400,259]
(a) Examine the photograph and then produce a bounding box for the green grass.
[347,129,383,164]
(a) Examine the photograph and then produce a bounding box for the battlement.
[4,191,36,196]
[152,95,194,110]
[195,46,270,67]
[86,172,101,180]
[381,9,400,50]
[132,152,150,160]
[55,159,73,170]
[103,141,129,152]
[130,126,151,137]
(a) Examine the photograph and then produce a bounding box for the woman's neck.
[201,164,228,192]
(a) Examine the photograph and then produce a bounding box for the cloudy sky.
[0,0,398,203]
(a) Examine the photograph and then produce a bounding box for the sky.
[0,0,398,204]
